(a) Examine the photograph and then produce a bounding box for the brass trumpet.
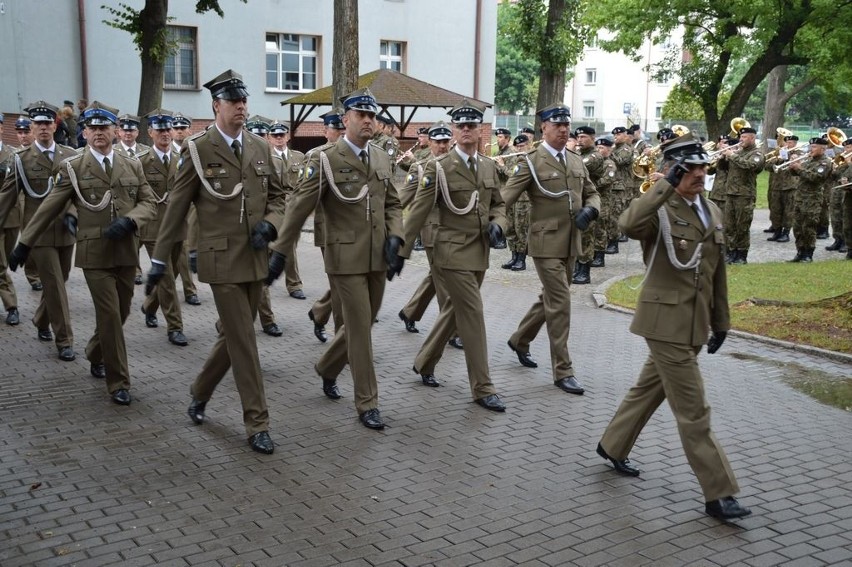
[773,153,810,172]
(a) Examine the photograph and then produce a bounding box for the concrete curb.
[592,273,852,366]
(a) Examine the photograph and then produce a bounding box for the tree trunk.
[762,66,789,149]
[136,0,168,145]
[333,0,359,112]
[533,0,566,134]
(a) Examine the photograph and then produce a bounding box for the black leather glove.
[63,214,78,237]
[8,243,30,272]
[145,262,166,296]
[487,222,503,248]
[384,236,405,281]
[707,330,727,354]
[664,158,689,187]
[265,251,286,286]
[574,206,599,232]
[103,216,136,240]
[188,250,198,274]
[250,220,278,250]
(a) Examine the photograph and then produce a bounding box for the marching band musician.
[787,137,833,262]
[765,135,802,244]
[720,126,764,264]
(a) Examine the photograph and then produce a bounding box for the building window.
[583,101,595,119]
[585,68,597,85]
[587,35,598,49]
[655,105,663,119]
[164,26,197,89]
[380,40,405,72]
[266,33,319,92]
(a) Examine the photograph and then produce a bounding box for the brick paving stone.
[1,216,851,567]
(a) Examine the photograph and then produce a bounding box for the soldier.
[0,112,22,326]
[628,124,649,205]
[501,134,532,271]
[788,137,834,262]
[9,116,44,292]
[9,101,157,405]
[590,137,617,268]
[721,126,764,264]
[268,120,307,300]
[608,126,635,254]
[707,135,729,213]
[400,99,508,411]
[137,109,189,347]
[596,133,751,521]
[825,138,852,252]
[374,114,401,173]
[572,126,605,284]
[267,87,404,430]
[0,102,76,359]
[15,117,34,148]
[170,113,192,152]
[397,126,431,172]
[168,112,201,306]
[502,103,600,396]
[766,135,802,244]
[147,70,287,453]
[113,114,149,158]
[837,145,852,259]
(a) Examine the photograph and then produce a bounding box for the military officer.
[113,114,149,158]
[268,120,307,300]
[0,112,23,326]
[721,126,764,264]
[590,137,617,268]
[170,113,192,152]
[168,113,201,305]
[267,87,404,430]
[15,117,34,148]
[146,70,287,453]
[0,102,76,359]
[788,137,834,262]
[399,99,508,411]
[9,101,157,405]
[502,103,600,396]
[572,126,606,284]
[596,133,750,521]
[136,109,189,347]
[8,116,44,292]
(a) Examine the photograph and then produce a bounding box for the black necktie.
[231,140,242,163]
[691,203,707,228]
[127,147,135,157]
[359,149,369,171]
[103,157,112,177]
[43,150,52,162]
[163,154,169,168]
[556,152,566,171]
[468,156,477,179]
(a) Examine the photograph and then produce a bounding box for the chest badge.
[678,239,688,250]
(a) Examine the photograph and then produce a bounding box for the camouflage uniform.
[790,153,833,260]
[593,155,618,255]
[398,145,431,172]
[500,146,530,254]
[608,140,634,248]
[722,145,765,261]
[577,145,605,265]
[707,160,728,211]
[839,162,852,258]
[828,165,845,246]
[765,149,802,242]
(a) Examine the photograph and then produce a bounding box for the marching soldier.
[608,126,635,254]
[628,124,649,203]
[501,134,533,271]
[707,135,729,214]
[14,117,35,148]
[837,143,852,259]
[573,126,605,284]
[9,101,157,405]
[590,137,617,268]
[826,138,852,252]
[0,112,23,326]
[788,137,833,262]
[502,103,600,396]
[374,114,401,173]
[113,114,149,158]
[267,87,404,430]
[137,109,189,347]
[0,102,76,360]
[147,70,287,453]
[8,116,44,292]
[397,126,431,172]
[721,126,764,264]
[400,99,508,411]
[169,113,201,306]
[766,135,802,244]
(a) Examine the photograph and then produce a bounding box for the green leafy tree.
[102,0,246,141]
[660,84,704,122]
[495,2,538,114]
[581,0,852,138]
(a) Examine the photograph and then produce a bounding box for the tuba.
[765,127,795,163]
[827,127,847,148]
[671,124,690,137]
[729,117,750,137]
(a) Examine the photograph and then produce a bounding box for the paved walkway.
[1,209,851,566]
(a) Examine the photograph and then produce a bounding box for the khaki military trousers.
[414,267,496,400]
[191,280,268,438]
[84,266,136,394]
[0,227,20,310]
[284,240,302,293]
[31,244,74,348]
[600,339,739,502]
[177,241,198,298]
[510,256,576,381]
[315,271,385,414]
[141,240,184,332]
[401,249,448,323]
[310,288,334,329]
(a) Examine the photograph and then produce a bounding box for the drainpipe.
[473,0,482,99]
[78,0,89,101]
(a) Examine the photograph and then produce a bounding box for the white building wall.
[0,0,495,125]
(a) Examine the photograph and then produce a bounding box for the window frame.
[585,68,597,85]
[582,101,596,120]
[265,32,320,93]
[164,25,199,91]
[379,39,406,73]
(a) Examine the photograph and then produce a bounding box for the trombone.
[773,153,810,172]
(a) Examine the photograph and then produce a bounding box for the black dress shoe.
[420,373,441,387]
[58,347,76,361]
[187,398,207,424]
[111,389,131,405]
[475,394,506,412]
[555,376,585,395]
[37,328,53,341]
[618,234,629,243]
[507,340,537,368]
[262,323,283,337]
[141,306,158,328]
[322,379,342,400]
[168,330,188,346]
[5,308,19,326]
[248,431,275,454]
[448,336,463,349]
[31,281,43,291]
[90,362,106,378]
[289,289,306,300]
[359,408,385,430]
[134,274,143,285]
[596,443,640,476]
[185,294,201,306]
[308,310,328,343]
[398,310,419,333]
[705,497,752,520]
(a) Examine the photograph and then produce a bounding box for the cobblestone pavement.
[1,209,851,566]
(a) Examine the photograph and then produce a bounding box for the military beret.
[495,127,511,136]
[521,126,535,135]
[449,99,485,124]
[611,126,627,135]
[739,126,757,135]
[574,126,595,136]
[627,124,640,134]
[63,100,75,107]
[15,117,32,130]
[783,135,799,142]
[376,114,395,125]
[24,101,59,123]
[809,137,828,145]
[513,134,529,146]
[204,69,249,100]
[568,132,577,140]
[595,138,614,147]
[417,127,429,135]
[81,102,119,126]
[340,87,378,114]
[537,104,571,123]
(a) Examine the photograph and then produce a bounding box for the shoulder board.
[135,149,151,159]
[187,130,206,142]
[292,150,306,159]
[244,130,266,144]
[58,144,76,153]
[566,148,580,155]
[61,153,84,166]
[12,146,29,155]
[306,143,334,157]
[368,140,385,150]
